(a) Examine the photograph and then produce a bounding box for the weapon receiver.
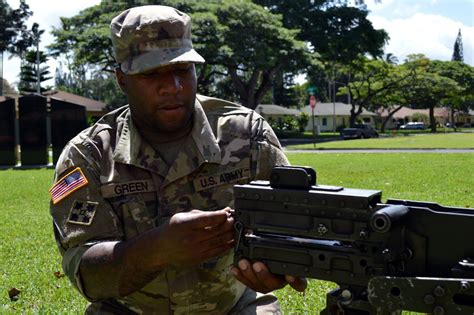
[233,166,474,314]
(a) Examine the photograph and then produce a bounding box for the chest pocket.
[101,180,158,239]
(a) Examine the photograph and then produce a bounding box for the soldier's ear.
[115,67,127,93]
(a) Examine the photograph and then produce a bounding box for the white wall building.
[301,102,377,132]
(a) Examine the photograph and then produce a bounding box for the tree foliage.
[1,78,17,95]
[17,23,52,94]
[55,63,127,109]
[0,0,33,56]
[338,57,414,128]
[18,49,52,94]
[192,0,314,109]
[253,0,389,63]
[451,29,464,62]
[403,55,461,132]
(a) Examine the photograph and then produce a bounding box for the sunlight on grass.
[288,133,474,150]
[0,169,88,313]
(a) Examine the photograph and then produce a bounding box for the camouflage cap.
[110,5,205,74]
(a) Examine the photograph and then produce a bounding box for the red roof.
[378,106,450,118]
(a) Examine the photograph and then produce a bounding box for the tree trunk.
[227,64,281,110]
[451,107,457,131]
[429,106,436,132]
[381,105,403,133]
[349,104,363,127]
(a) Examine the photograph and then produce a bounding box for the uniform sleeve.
[50,135,123,298]
[250,113,290,180]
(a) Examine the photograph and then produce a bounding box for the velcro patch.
[50,167,88,204]
[194,167,250,192]
[67,200,98,226]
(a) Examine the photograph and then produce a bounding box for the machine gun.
[233,166,474,314]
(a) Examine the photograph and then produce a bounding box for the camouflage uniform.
[50,94,289,314]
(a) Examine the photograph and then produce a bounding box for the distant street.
[280,137,474,153]
[284,149,474,153]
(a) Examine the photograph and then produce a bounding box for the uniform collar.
[113,99,221,181]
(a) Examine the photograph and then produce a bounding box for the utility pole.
[0,51,3,96]
[35,36,41,94]
[332,67,336,134]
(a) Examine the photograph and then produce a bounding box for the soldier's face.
[117,63,197,134]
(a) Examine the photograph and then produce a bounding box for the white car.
[400,122,425,130]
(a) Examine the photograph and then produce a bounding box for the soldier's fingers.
[196,216,234,243]
[252,262,287,291]
[234,260,274,293]
[200,229,234,250]
[188,209,230,229]
[196,240,234,263]
[285,275,307,292]
[231,264,264,292]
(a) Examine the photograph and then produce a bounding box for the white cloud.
[369,13,473,65]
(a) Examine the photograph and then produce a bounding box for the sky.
[2,0,473,88]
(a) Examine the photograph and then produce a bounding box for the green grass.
[0,169,88,314]
[288,133,474,150]
[1,153,473,314]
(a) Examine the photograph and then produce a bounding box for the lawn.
[287,132,474,150]
[1,152,473,314]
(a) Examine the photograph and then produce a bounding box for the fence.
[0,94,87,167]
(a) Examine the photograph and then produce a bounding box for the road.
[284,149,474,154]
[280,136,474,153]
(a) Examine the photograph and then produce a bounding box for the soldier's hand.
[155,207,234,267]
[231,259,307,293]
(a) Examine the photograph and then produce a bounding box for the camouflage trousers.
[85,288,281,315]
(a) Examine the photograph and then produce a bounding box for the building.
[255,104,301,121]
[43,90,107,121]
[1,90,108,122]
[378,106,472,129]
[255,104,302,130]
[301,102,377,132]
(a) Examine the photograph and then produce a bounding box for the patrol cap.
[110,5,205,74]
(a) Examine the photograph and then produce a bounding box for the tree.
[429,60,474,128]
[404,55,460,132]
[0,0,33,55]
[0,0,33,95]
[17,23,52,94]
[338,57,414,127]
[1,78,17,95]
[253,0,389,64]
[452,29,464,62]
[18,49,52,94]
[195,1,313,109]
[384,53,399,65]
[55,63,127,108]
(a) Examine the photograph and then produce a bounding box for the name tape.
[101,179,156,198]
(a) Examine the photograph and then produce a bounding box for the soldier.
[50,5,306,314]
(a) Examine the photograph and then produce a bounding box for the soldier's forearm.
[79,231,169,299]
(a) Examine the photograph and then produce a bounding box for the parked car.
[400,122,426,130]
[340,124,379,140]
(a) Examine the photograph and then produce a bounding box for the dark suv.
[340,124,379,140]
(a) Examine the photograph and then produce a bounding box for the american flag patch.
[49,167,89,204]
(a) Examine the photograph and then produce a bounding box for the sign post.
[309,94,317,148]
